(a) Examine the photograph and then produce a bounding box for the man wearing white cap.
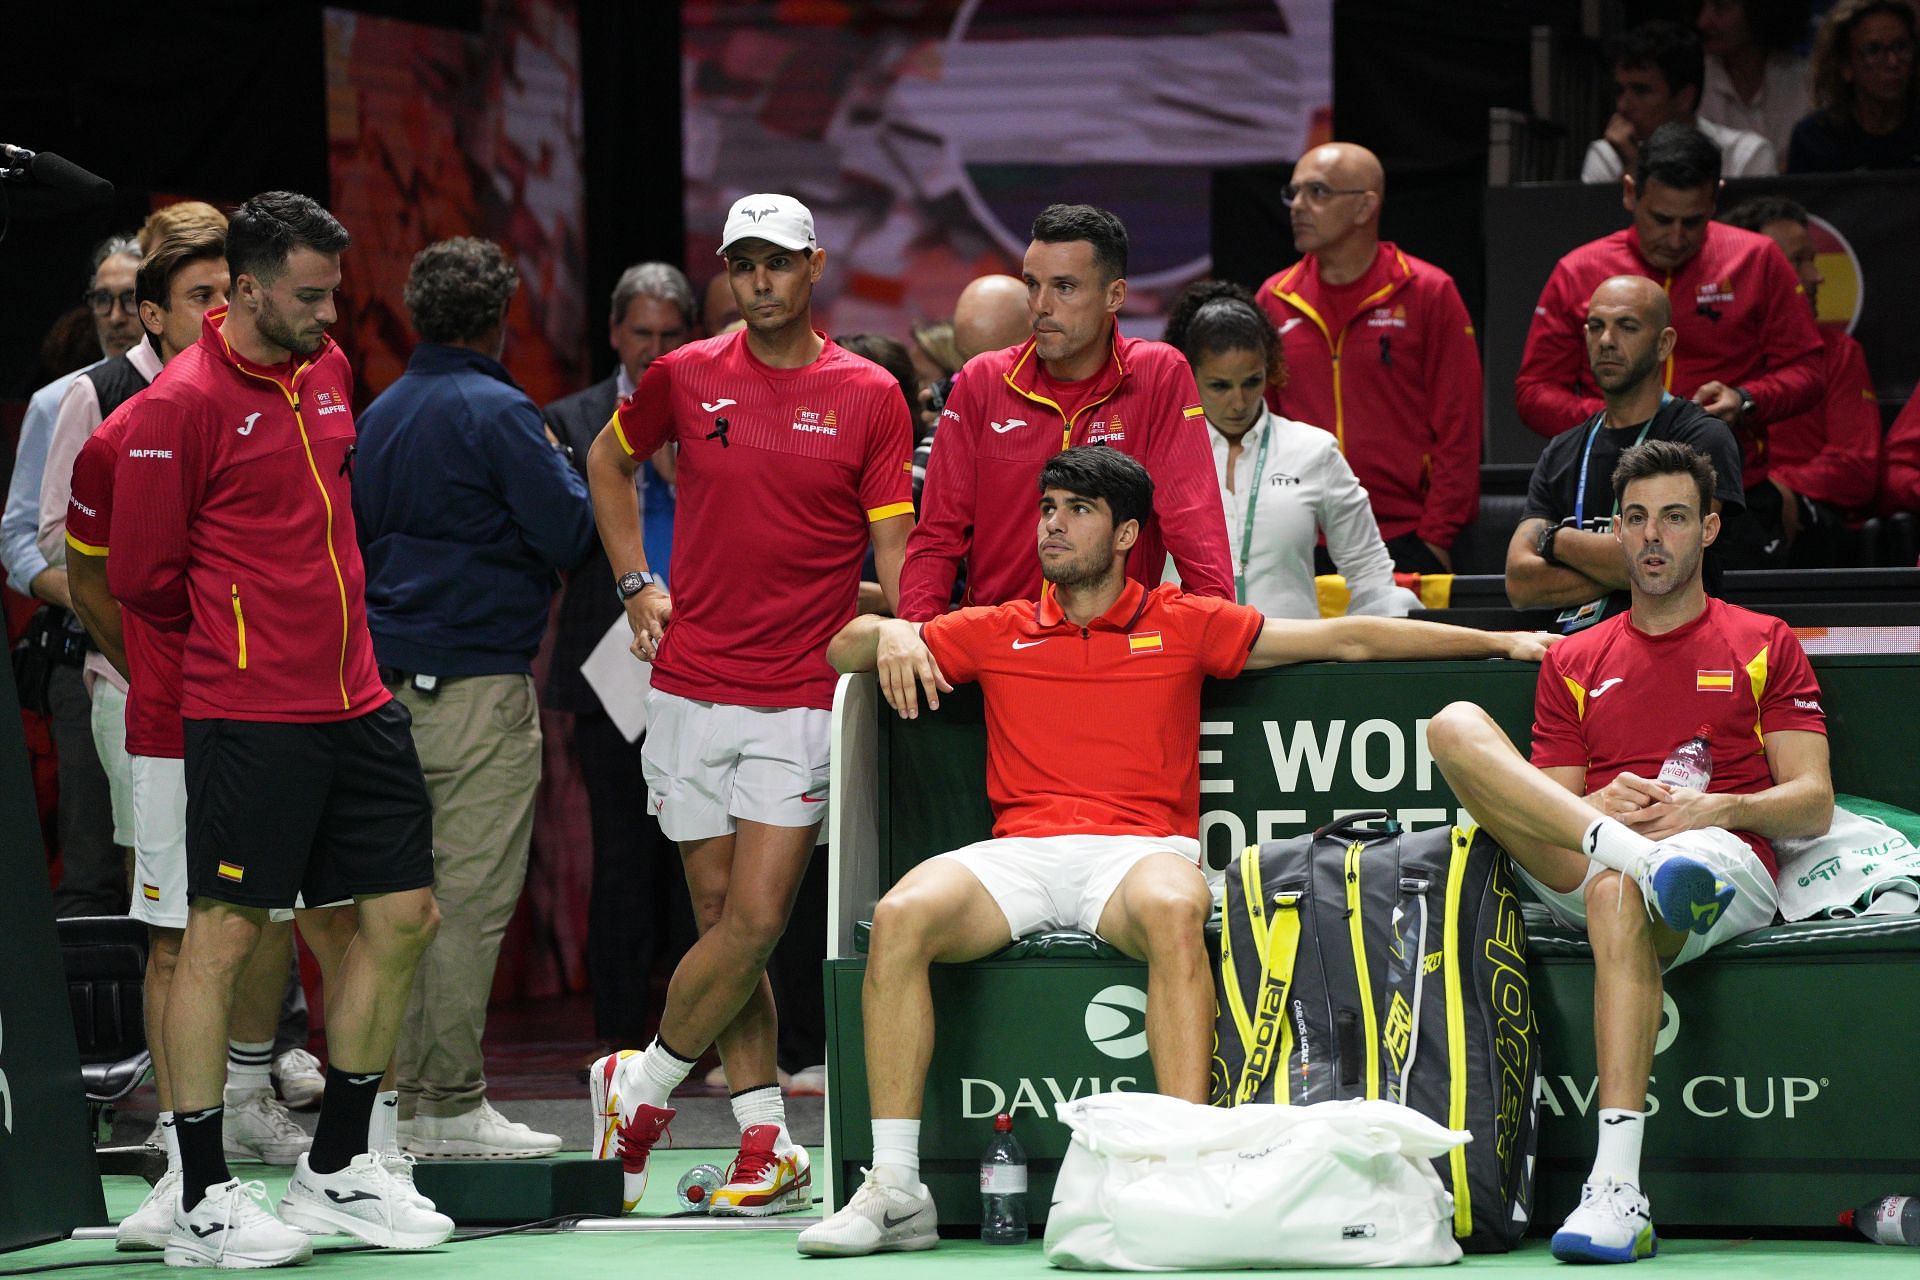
[585,194,916,1216]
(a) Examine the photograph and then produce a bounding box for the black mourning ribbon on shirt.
[1379,336,1392,367]
[707,416,730,447]
[339,444,356,478]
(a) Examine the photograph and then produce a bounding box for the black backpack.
[1211,812,1540,1253]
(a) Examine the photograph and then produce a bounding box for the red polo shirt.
[921,580,1263,840]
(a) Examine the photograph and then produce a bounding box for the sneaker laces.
[1579,1178,1645,1225]
[727,1143,778,1186]
[275,1047,322,1076]
[473,1099,527,1132]
[251,1092,309,1141]
[206,1180,277,1262]
[614,1110,672,1174]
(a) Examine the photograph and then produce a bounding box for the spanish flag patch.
[1128,632,1164,655]
[1181,404,1206,419]
[217,861,245,883]
[142,883,161,901]
[1696,670,1734,692]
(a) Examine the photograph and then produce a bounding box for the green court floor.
[2,1150,1910,1278]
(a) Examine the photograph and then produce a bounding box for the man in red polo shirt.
[799,446,1553,1258]
[1427,439,1831,1263]
[900,204,1231,619]
[1515,124,1823,567]
[1257,142,1483,573]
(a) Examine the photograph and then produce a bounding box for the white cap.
[716,193,817,256]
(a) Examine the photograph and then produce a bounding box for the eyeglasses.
[83,289,138,317]
[1281,181,1371,207]
[1855,37,1914,62]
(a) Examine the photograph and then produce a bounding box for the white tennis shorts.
[1514,826,1778,970]
[89,679,135,845]
[129,754,189,929]
[936,833,1205,942]
[640,689,831,841]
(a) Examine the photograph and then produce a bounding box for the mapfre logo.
[1364,303,1409,329]
[312,388,349,417]
[1086,411,1125,444]
[791,406,837,435]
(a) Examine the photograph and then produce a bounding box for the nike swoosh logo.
[1279,318,1304,335]
[990,418,1027,434]
[1590,678,1623,698]
[882,1210,922,1229]
[701,399,736,413]
[326,1189,382,1205]
[1011,639,1048,650]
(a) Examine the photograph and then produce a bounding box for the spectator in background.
[703,269,742,335]
[1508,276,1744,628]
[907,320,961,438]
[1517,124,1822,568]
[5,233,143,919]
[1257,142,1481,573]
[1881,396,1920,518]
[951,274,1030,362]
[904,204,1233,617]
[543,262,698,1068]
[1164,281,1406,620]
[1697,0,1812,163]
[354,237,591,1159]
[1788,0,1920,170]
[1719,196,1882,565]
[1584,20,1777,182]
[838,331,922,510]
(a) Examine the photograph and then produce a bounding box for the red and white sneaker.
[708,1124,812,1217]
[589,1050,675,1212]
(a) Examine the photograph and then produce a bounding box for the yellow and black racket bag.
[1210,811,1539,1252]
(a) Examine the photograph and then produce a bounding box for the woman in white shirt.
[1164,282,1409,620]
[1697,0,1812,165]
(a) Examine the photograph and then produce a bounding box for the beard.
[1627,541,1700,596]
[1592,345,1659,396]
[1041,543,1118,590]
[257,293,324,357]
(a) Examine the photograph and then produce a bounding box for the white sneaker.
[278,1153,454,1249]
[589,1051,676,1212]
[144,1119,168,1152]
[1551,1176,1658,1263]
[163,1177,313,1269]
[379,1151,435,1209]
[117,1168,182,1251]
[796,1167,938,1257]
[224,1090,312,1166]
[1636,848,1736,936]
[401,1100,561,1159]
[271,1049,325,1111]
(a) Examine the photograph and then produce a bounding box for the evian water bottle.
[1656,725,1714,790]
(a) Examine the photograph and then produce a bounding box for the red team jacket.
[1769,327,1881,513]
[107,308,389,723]
[1515,223,1824,489]
[1257,243,1483,548]
[1884,396,1920,518]
[899,331,1233,621]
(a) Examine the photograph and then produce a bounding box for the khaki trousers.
[390,673,541,1117]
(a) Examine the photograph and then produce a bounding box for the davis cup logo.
[1086,985,1149,1060]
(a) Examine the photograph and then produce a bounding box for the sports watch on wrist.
[616,570,659,603]
[1535,521,1563,568]
[1734,386,1755,420]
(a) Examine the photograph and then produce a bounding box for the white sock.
[1591,1108,1645,1185]
[370,1091,400,1154]
[160,1111,181,1173]
[1582,819,1658,879]
[731,1083,792,1150]
[872,1119,921,1185]
[224,1039,274,1098]
[636,1037,697,1110]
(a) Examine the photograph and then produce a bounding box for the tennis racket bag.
[1210,811,1539,1252]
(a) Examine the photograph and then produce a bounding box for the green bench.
[821,655,1920,1230]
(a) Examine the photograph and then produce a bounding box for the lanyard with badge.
[1233,414,1274,603]
[1556,393,1666,633]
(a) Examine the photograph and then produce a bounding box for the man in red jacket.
[899,204,1232,619]
[1257,142,1483,573]
[109,192,450,1266]
[1719,195,1882,566]
[1515,124,1824,567]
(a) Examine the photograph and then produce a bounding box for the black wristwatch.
[1734,386,1755,420]
[616,570,660,602]
[1535,521,1563,569]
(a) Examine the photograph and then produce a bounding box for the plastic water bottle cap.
[994,1113,1013,1132]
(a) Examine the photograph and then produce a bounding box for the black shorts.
[183,700,435,909]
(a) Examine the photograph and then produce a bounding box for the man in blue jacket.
[354,236,596,1158]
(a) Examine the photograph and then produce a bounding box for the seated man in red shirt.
[799,446,1554,1258]
[1426,439,1832,1264]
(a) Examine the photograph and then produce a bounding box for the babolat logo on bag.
[1210,813,1540,1254]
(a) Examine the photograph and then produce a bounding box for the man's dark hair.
[1634,121,1723,191]
[1719,194,1810,233]
[137,224,226,312]
[1039,445,1154,531]
[403,237,519,344]
[1612,438,1717,517]
[227,191,350,286]
[835,332,916,415]
[1164,279,1284,387]
[1030,204,1128,283]
[1607,19,1707,103]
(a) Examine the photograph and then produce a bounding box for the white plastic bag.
[1045,1092,1468,1271]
